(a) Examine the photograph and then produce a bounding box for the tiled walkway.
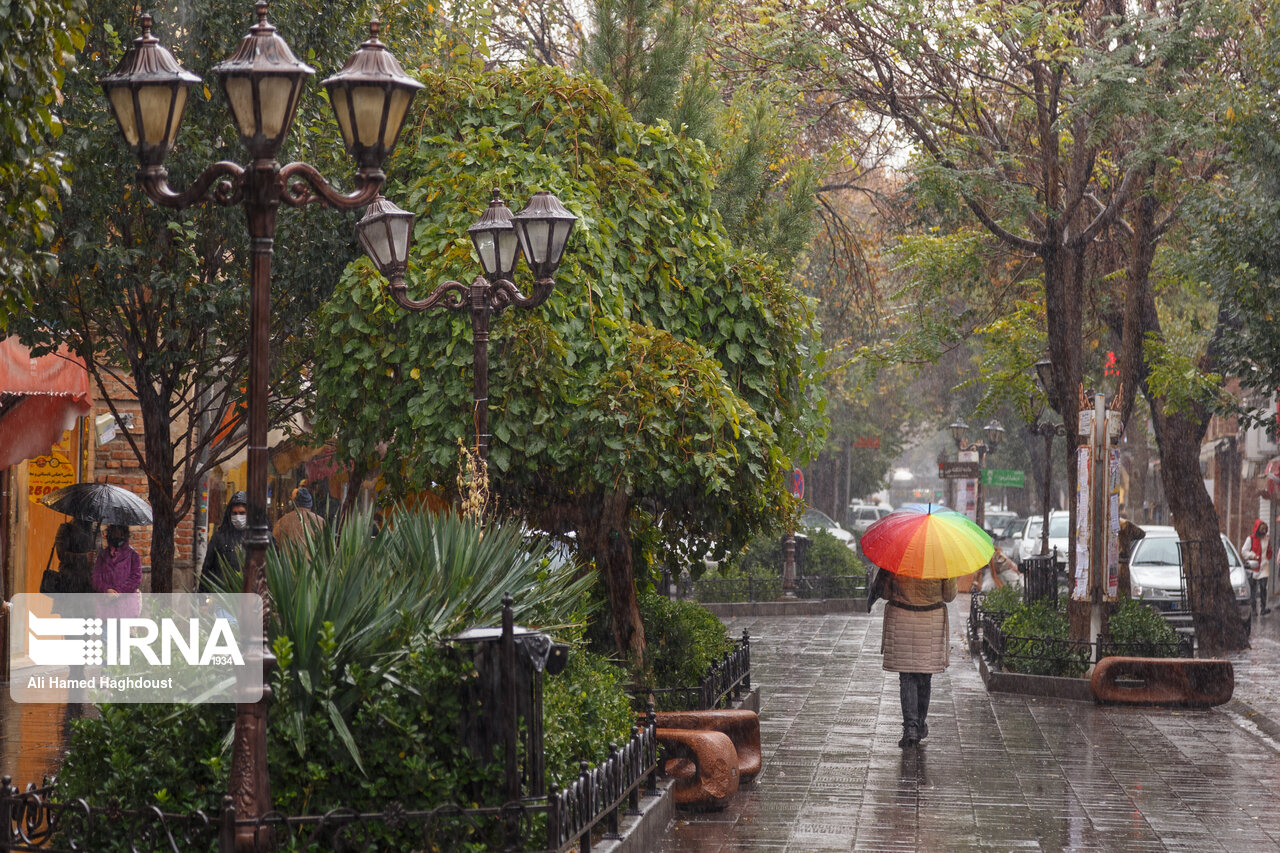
[658,596,1280,852]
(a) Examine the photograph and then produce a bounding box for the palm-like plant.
[216,506,596,763]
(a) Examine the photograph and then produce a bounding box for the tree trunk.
[140,392,175,593]
[579,491,646,669]
[1150,405,1247,651]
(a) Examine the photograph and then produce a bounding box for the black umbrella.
[40,482,153,526]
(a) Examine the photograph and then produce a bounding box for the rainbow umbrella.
[860,505,993,579]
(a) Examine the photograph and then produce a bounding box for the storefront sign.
[27,450,74,503]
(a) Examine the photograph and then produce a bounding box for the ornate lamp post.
[101,6,421,849]
[355,189,576,462]
[950,419,1004,531]
[1030,359,1069,557]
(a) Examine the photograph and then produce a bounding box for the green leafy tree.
[0,0,87,320]
[311,66,824,665]
[13,1,377,591]
[753,0,1248,648]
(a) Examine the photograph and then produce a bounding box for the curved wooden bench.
[1090,656,1234,707]
[655,728,740,809]
[651,709,762,781]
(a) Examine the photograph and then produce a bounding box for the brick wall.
[91,373,199,591]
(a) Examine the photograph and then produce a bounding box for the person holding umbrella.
[53,516,98,593]
[92,524,142,619]
[861,505,993,748]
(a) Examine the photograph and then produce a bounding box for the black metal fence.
[632,630,752,712]
[1021,553,1060,607]
[692,574,866,604]
[970,597,1196,679]
[3,717,658,853]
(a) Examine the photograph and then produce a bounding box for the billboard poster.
[1107,449,1121,599]
[1073,446,1091,601]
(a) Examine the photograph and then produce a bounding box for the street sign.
[853,435,881,449]
[790,468,804,499]
[939,461,980,480]
[980,468,1025,488]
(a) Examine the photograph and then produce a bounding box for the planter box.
[976,653,1094,702]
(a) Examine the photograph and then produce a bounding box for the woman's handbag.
[38,547,62,594]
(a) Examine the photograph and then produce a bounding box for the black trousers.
[899,672,932,729]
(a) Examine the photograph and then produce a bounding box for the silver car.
[1128,526,1252,617]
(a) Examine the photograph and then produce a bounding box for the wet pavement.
[658,595,1280,852]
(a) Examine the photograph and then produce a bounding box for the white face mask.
[230,513,248,530]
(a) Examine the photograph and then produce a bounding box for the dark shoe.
[898,723,920,748]
[918,722,929,740]
[1263,608,1272,615]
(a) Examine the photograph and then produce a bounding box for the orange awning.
[0,337,92,469]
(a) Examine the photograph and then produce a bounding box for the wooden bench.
[1090,656,1234,707]
[654,728,740,809]
[653,709,762,781]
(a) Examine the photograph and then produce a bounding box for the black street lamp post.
[1031,359,1068,559]
[101,6,421,849]
[355,189,576,463]
[950,419,1004,531]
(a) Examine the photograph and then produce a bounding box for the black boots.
[899,672,933,747]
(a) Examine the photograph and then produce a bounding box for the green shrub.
[542,648,637,791]
[731,528,864,579]
[979,584,1022,619]
[638,591,734,689]
[1000,601,1089,678]
[1109,597,1184,655]
[802,529,865,578]
[212,507,596,766]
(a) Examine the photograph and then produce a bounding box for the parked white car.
[800,508,859,551]
[1012,512,1069,567]
[847,503,894,535]
[1128,526,1252,622]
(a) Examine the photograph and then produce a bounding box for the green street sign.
[981,468,1025,488]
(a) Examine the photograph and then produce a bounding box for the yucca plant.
[216,505,596,764]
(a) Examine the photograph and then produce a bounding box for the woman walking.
[881,573,957,747]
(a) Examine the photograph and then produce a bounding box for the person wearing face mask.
[92,524,142,619]
[201,491,250,592]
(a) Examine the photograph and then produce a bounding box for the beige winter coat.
[881,574,958,674]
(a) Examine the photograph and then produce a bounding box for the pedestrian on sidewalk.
[976,545,1021,593]
[92,524,142,619]
[273,486,325,550]
[1241,519,1271,615]
[881,573,957,747]
[201,491,249,592]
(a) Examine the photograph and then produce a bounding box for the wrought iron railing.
[692,574,865,603]
[977,608,1196,680]
[630,630,751,712]
[3,716,660,853]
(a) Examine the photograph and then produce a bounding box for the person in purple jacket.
[92,524,142,619]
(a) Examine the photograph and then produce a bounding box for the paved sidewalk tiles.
[658,596,1280,853]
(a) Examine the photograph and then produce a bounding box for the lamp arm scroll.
[388,276,469,312]
[486,278,554,315]
[279,162,385,210]
[138,162,246,209]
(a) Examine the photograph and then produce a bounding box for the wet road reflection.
[658,598,1280,852]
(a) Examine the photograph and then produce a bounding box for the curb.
[975,653,1094,702]
[700,598,866,618]
[594,778,675,853]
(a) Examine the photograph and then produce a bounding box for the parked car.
[995,516,1027,560]
[800,508,859,551]
[984,510,1018,537]
[1011,513,1069,568]
[847,503,894,535]
[1128,526,1252,623]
